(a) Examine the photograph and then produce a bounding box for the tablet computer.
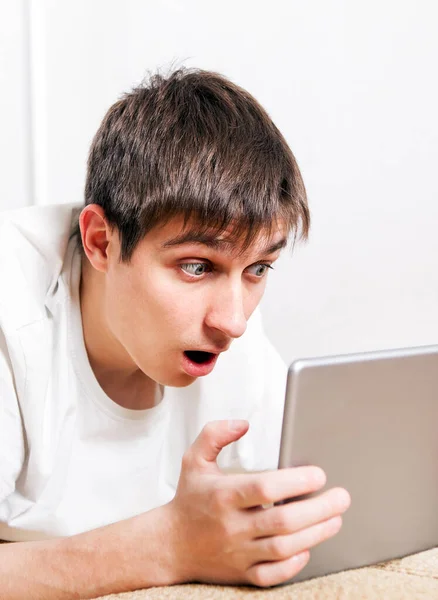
[278,343,438,583]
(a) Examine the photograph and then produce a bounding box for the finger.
[250,515,342,563]
[185,420,249,467]
[251,487,351,537]
[230,466,327,508]
[246,550,310,588]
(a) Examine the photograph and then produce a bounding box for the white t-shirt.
[0,203,287,542]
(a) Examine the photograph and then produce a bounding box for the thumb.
[189,420,249,467]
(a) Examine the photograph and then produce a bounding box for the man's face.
[102,217,287,387]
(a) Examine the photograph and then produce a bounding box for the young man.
[0,68,350,597]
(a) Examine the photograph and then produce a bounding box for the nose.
[204,280,247,340]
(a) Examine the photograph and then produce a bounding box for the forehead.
[148,216,289,258]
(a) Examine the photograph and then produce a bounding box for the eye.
[246,263,273,278]
[180,262,211,277]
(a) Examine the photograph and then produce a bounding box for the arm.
[0,504,180,600]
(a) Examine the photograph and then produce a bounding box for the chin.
[166,372,198,388]
[151,369,197,388]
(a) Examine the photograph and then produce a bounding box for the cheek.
[102,268,152,342]
[244,281,267,319]
[106,266,191,338]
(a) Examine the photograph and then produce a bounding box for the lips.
[182,350,219,377]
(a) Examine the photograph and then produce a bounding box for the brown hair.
[72,67,310,261]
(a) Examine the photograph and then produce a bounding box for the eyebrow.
[161,231,288,255]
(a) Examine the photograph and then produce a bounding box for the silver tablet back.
[278,344,438,583]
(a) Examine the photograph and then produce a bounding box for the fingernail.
[228,419,247,432]
[292,551,308,563]
[338,489,351,511]
[313,468,326,486]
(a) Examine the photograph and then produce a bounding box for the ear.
[79,204,118,273]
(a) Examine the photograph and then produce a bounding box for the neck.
[79,255,158,410]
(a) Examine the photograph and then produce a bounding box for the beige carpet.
[97,547,438,599]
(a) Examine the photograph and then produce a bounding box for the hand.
[165,420,351,587]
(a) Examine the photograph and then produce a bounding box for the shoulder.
[215,310,288,470]
[0,203,82,330]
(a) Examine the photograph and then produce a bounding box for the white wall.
[2,0,438,363]
[0,0,32,209]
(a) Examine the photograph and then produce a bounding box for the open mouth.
[182,350,219,377]
[184,350,215,364]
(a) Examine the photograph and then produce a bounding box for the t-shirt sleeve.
[245,332,288,472]
[0,326,25,504]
